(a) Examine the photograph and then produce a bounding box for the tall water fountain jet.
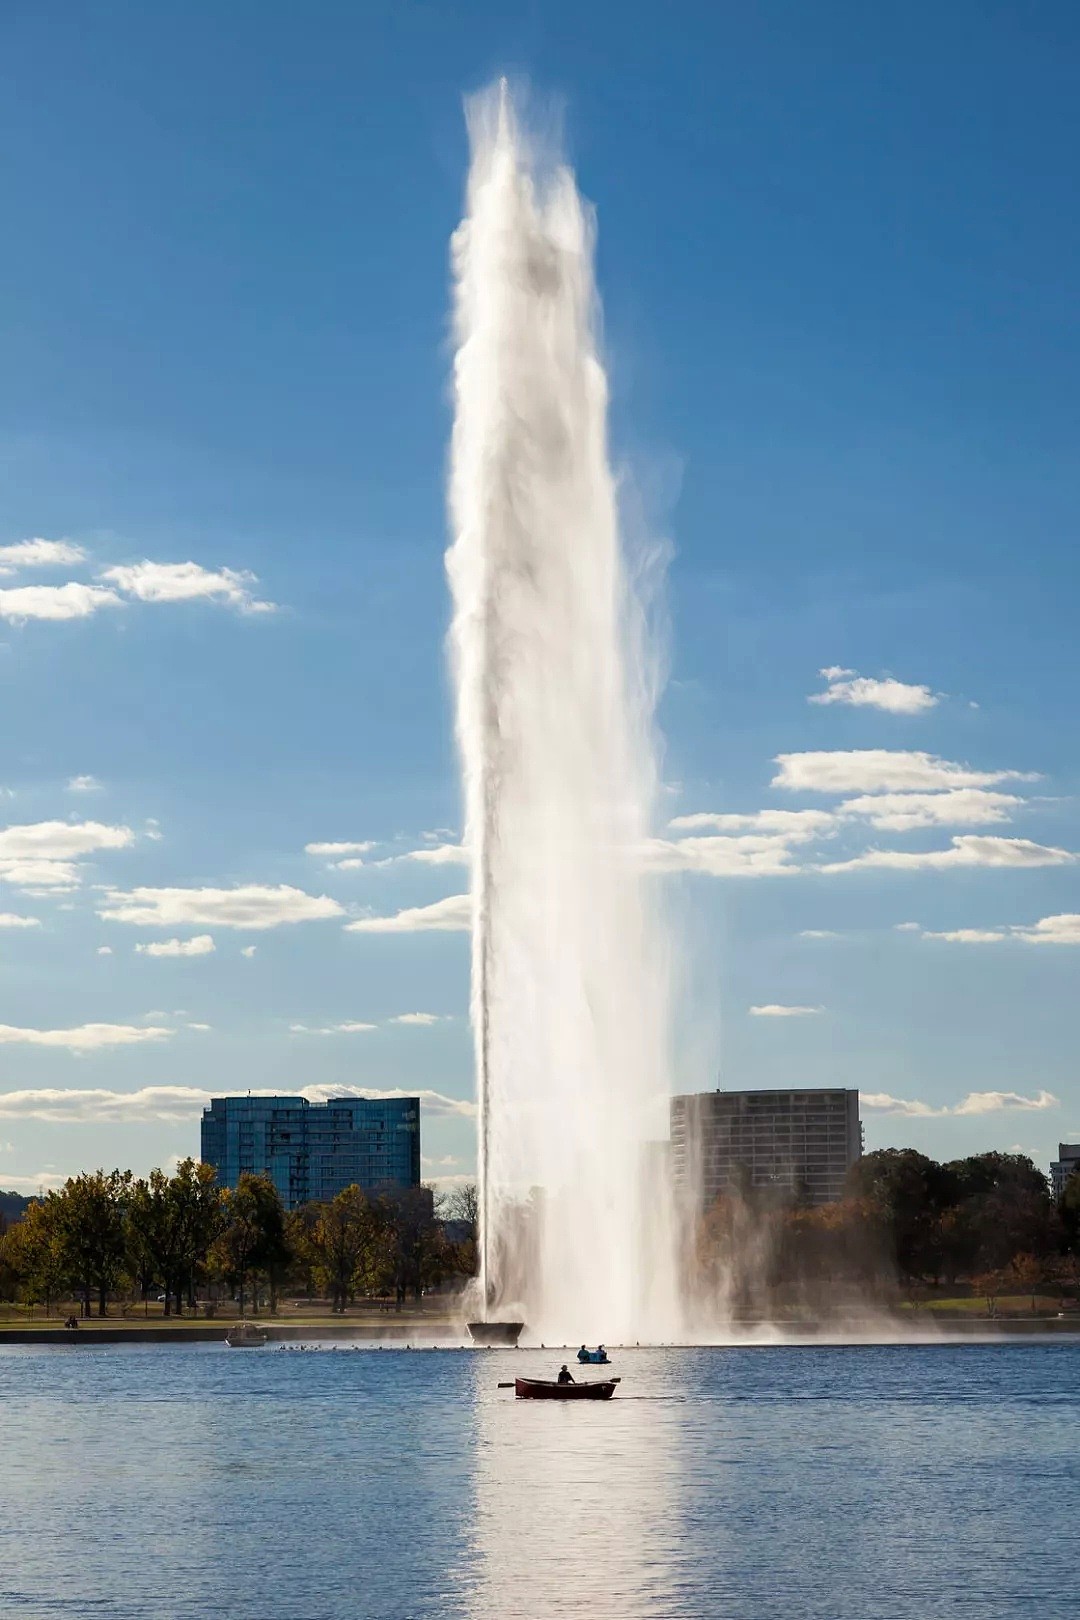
[447,83,678,1344]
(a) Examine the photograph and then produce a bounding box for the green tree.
[306,1185,381,1310]
[1006,1252,1047,1314]
[440,1182,479,1278]
[53,1171,132,1317]
[0,1198,66,1315]
[213,1175,290,1315]
[946,1153,1058,1271]
[848,1149,952,1285]
[380,1186,449,1305]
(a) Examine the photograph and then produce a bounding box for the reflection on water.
[1,1342,1078,1619]
[467,1353,680,1618]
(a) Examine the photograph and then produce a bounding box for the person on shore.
[557,1364,575,1385]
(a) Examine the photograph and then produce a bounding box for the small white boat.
[225,1323,268,1347]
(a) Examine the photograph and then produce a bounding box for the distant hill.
[0,1190,33,1224]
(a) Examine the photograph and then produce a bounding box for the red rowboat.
[514,1376,618,1400]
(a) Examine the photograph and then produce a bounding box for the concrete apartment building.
[670,1087,863,1208]
[1050,1144,1080,1202]
[200,1094,421,1210]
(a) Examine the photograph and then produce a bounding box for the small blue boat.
[577,1345,610,1364]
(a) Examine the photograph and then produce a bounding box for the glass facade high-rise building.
[200,1095,421,1209]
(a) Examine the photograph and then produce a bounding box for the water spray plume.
[446,83,678,1343]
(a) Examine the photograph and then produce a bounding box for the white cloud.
[304,841,374,858]
[240,945,257,958]
[894,922,921,932]
[1016,913,1080,946]
[837,788,1022,831]
[65,775,103,793]
[135,935,216,958]
[302,1085,474,1117]
[345,895,472,934]
[921,928,1009,944]
[0,538,87,573]
[144,819,163,842]
[772,750,1038,795]
[0,1083,474,1123]
[0,820,133,861]
[389,1012,446,1026]
[100,560,275,615]
[0,583,122,623]
[799,929,839,939]
[0,913,41,929]
[0,820,133,891]
[98,884,344,930]
[96,946,113,956]
[645,834,805,878]
[400,843,468,866]
[0,1022,174,1053]
[808,668,939,714]
[821,835,1075,874]
[187,1023,212,1032]
[919,913,1080,947]
[289,1021,377,1035]
[668,809,836,838]
[749,1004,824,1018]
[863,1088,1058,1119]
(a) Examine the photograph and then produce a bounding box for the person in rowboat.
[557,1364,576,1385]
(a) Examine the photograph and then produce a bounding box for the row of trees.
[686,1150,1080,1315]
[0,1162,478,1318]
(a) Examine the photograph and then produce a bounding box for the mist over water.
[446,83,678,1343]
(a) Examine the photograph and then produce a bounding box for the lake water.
[1,1339,1077,1618]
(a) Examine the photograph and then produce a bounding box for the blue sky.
[2,0,1078,1191]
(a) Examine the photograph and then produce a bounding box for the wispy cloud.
[836,788,1022,831]
[863,1088,1058,1118]
[389,1012,447,1026]
[0,1083,474,1123]
[749,1004,824,1018]
[100,561,275,615]
[240,945,257,958]
[821,835,1075,874]
[0,1022,174,1053]
[289,1021,377,1035]
[799,929,839,939]
[645,834,806,878]
[772,750,1039,795]
[398,843,468,867]
[668,809,836,838]
[65,775,103,793]
[808,668,939,714]
[922,928,1008,944]
[99,884,344,930]
[0,538,87,574]
[919,913,1080,946]
[135,935,216,958]
[0,913,41,929]
[344,895,471,934]
[304,841,374,858]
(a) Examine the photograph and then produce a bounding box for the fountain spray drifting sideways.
[446,83,679,1345]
